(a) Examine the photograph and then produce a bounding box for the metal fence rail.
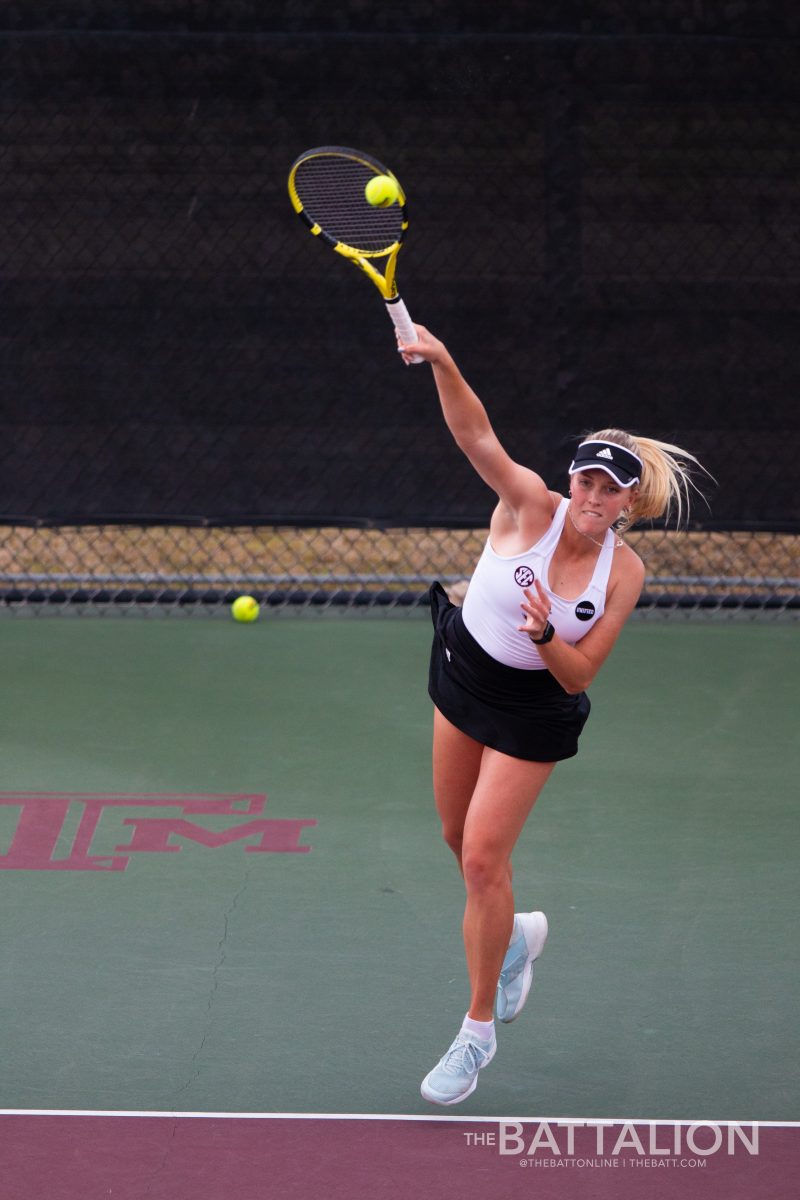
[1,524,796,616]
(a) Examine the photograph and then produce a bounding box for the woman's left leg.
[460,749,556,1021]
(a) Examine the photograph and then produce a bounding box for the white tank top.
[461,497,615,669]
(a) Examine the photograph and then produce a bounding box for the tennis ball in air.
[365,174,399,207]
[231,595,260,623]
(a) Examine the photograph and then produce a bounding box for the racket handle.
[386,297,424,364]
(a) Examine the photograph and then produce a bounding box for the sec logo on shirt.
[514,565,535,587]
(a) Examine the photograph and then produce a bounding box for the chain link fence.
[1,524,796,617]
[0,10,797,617]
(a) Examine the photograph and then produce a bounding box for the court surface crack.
[170,869,251,1103]
[140,1118,179,1196]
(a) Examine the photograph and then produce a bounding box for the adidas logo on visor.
[596,447,613,459]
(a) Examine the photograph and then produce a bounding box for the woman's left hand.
[518,581,552,641]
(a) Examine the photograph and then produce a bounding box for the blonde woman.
[398,326,705,1107]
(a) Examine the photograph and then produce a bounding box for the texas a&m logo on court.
[0,793,316,873]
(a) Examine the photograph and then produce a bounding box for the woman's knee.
[440,822,464,860]
[461,843,509,893]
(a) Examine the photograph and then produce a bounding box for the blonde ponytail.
[583,428,709,534]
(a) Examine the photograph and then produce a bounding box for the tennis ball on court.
[231,595,260,623]
[365,174,399,207]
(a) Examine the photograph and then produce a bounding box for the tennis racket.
[288,145,422,362]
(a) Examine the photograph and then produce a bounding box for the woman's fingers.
[532,579,551,607]
[397,324,445,364]
[518,582,552,636]
[521,584,550,615]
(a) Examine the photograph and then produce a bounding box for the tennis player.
[399,326,704,1106]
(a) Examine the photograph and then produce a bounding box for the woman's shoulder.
[489,487,561,553]
[608,539,646,598]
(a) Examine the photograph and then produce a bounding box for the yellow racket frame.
[287,146,409,301]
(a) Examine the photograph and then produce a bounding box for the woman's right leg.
[432,706,484,873]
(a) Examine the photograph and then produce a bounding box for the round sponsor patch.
[575,600,595,621]
[514,565,535,588]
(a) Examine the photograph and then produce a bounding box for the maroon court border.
[1,1115,797,1200]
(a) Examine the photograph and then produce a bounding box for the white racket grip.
[386,297,424,364]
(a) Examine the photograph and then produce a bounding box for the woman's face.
[569,470,638,533]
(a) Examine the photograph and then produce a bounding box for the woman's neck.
[565,503,622,550]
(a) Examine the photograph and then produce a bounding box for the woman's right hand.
[398,324,451,367]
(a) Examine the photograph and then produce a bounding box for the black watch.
[531,620,555,645]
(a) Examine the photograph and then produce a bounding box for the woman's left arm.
[518,561,645,694]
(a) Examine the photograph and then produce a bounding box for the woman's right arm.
[400,325,552,521]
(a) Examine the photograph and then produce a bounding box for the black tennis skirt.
[428,581,591,763]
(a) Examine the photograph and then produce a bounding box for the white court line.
[0,1110,797,1126]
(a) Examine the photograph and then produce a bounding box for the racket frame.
[288,145,420,358]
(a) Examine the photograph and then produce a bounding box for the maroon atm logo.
[0,793,316,873]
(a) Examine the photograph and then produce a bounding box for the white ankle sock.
[462,1013,495,1042]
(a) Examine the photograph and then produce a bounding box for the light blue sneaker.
[420,1028,497,1106]
[495,911,548,1023]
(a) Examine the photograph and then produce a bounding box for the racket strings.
[293,155,404,254]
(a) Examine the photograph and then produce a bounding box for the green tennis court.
[2,615,796,1123]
